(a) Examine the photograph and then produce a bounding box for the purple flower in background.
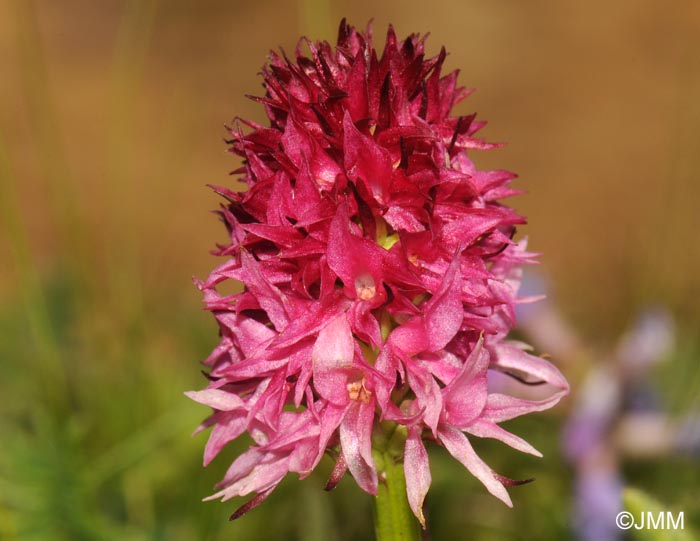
[188,20,569,523]
[517,276,681,541]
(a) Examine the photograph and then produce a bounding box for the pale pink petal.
[214,448,264,490]
[465,418,542,457]
[482,392,567,423]
[404,426,431,527]
[203,413,247,465]
[185,389,244,411]
[206,455,290,502]
[493,342,569,395]
[340,399,378,495]
[439,425,512,507]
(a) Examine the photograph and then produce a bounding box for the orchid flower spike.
[188,19,569,525]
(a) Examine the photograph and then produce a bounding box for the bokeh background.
[1,1,699,539]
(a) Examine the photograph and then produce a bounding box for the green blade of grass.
[0,126,68,410]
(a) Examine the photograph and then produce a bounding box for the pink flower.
[189,19,569,523]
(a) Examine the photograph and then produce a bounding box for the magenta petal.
[441,336,489,426]
[438,425,512,507]
[239,250,291,331]
[384,205,425,233]
[404,426,431,527]
[327,201,387,304]
[406,361,442,434]
[373,347,417,423]
[349,301,382,348]
[312,313,354,403]
[342,110,392,204]
[423,255,463,352]
[313,402,347,470]
[389,318,429,356]
[289,437,320,475]
[340,399,378,495]
[438,209,509,251]
[259,411,320,450]
[231,317,276,357]
[312,314,354,372]
[390,257,464,355]
[280,115,311,168]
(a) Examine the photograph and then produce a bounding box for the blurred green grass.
[1,0,699,540]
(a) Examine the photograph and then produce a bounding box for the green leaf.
[623,487,695,541]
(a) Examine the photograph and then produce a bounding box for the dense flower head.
[189,19,568,523]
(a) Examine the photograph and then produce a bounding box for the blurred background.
[1,1,699,539]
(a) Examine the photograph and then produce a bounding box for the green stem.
[373,451,421,541]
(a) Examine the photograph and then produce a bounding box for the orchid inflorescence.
[188,19,568,525]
